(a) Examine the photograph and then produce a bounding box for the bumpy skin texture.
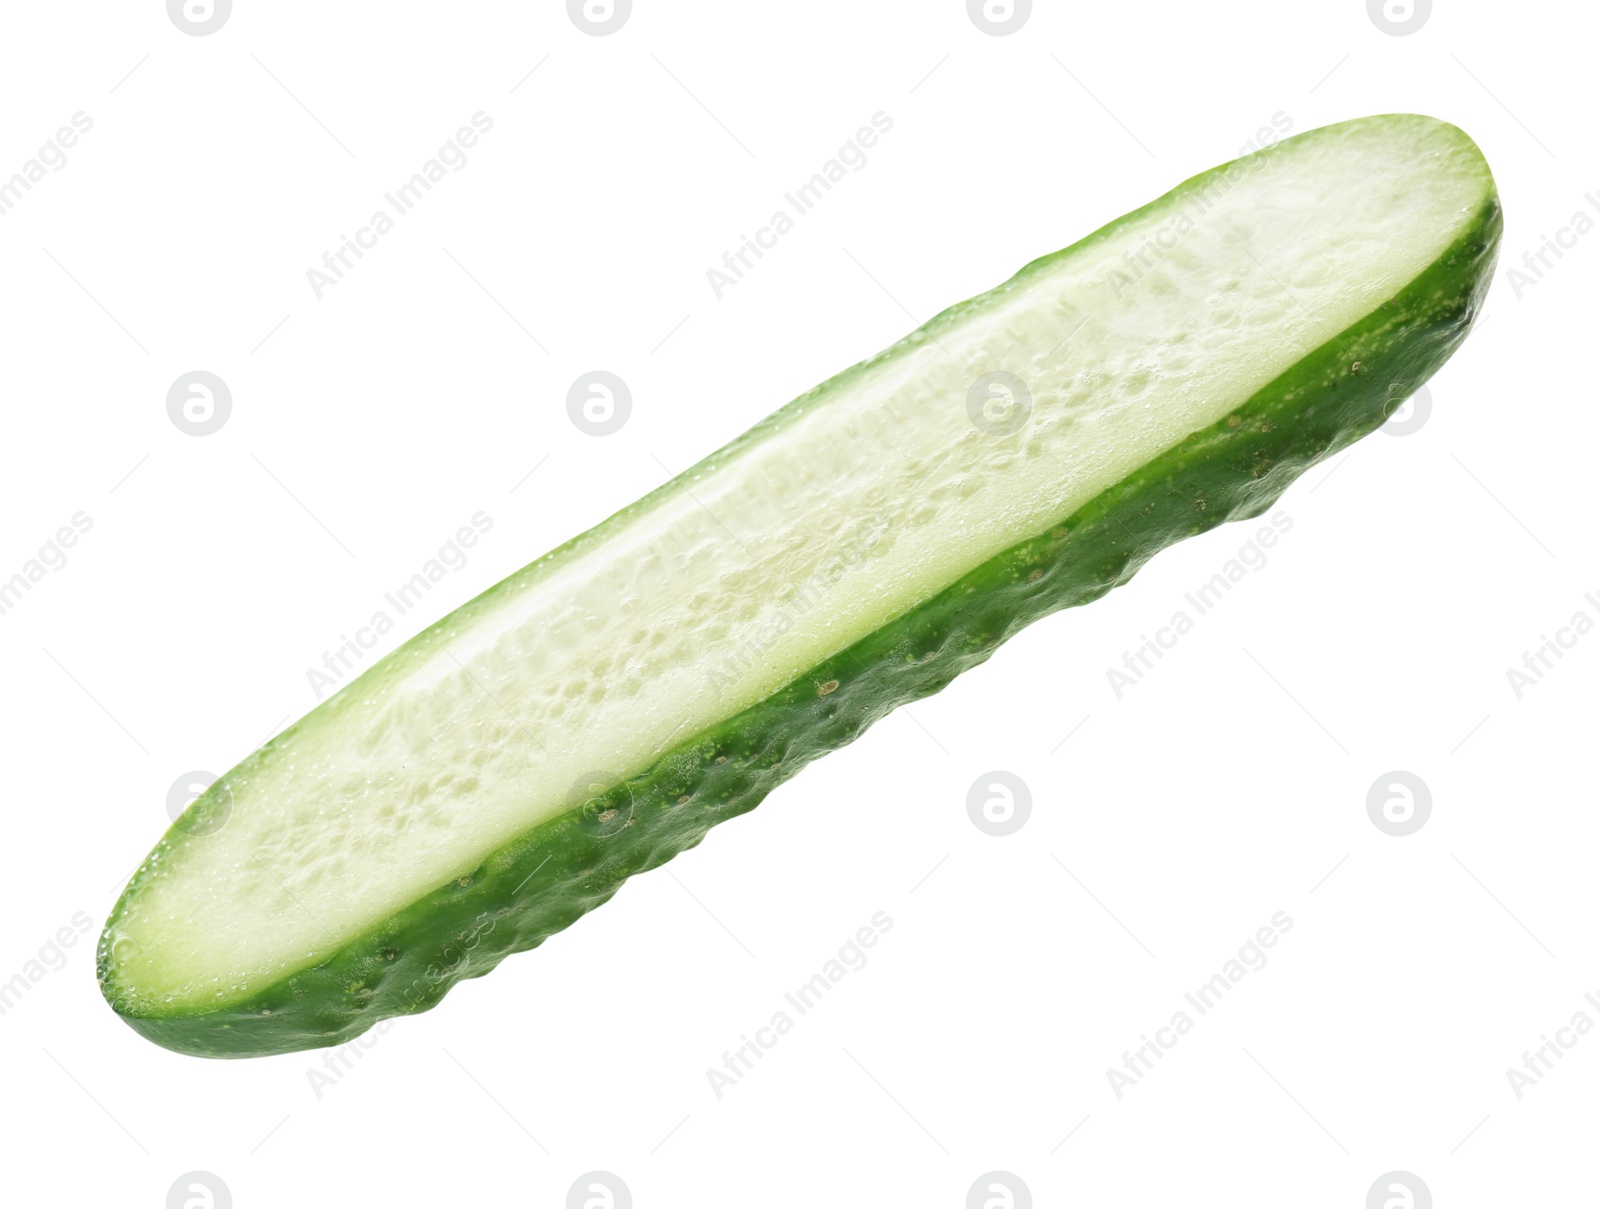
[102,129,1501,1058]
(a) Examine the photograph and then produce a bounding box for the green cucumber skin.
[101,143,1501,1059]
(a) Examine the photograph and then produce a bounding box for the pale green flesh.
[115,116,1491,1013]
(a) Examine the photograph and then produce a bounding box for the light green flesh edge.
[101,114,1499,1053]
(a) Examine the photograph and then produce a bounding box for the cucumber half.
[101,114,1500,1057]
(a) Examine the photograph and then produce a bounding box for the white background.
[0,1,1591,1205]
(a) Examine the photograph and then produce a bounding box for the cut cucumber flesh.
[101,114,1499,1056]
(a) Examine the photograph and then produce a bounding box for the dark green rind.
[101,124,1500,1058]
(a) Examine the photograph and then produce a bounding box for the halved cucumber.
[101,114,1500,1057]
